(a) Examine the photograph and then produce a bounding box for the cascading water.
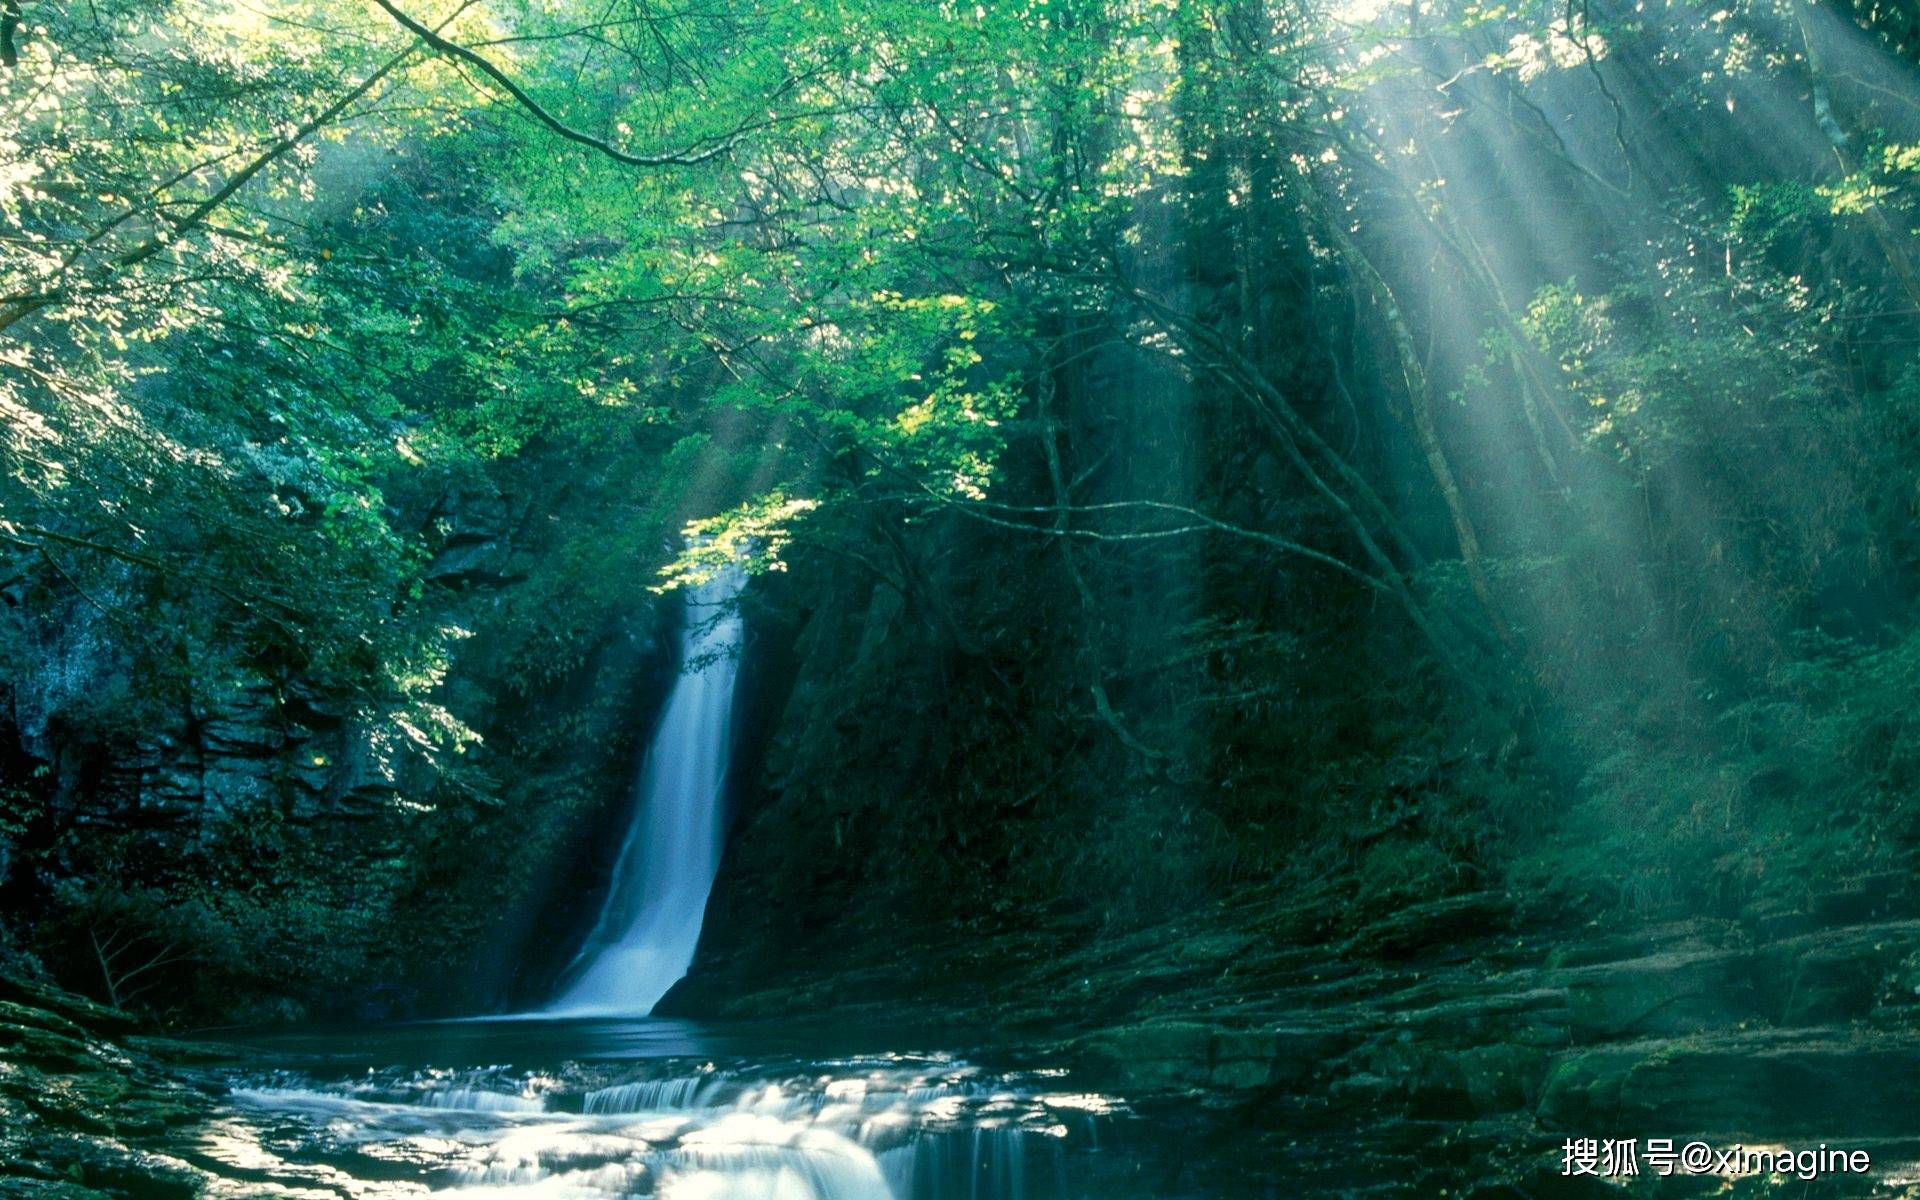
[201,1054,1128,1200]
[185,561,1154,1200]
[548,562,748,1017]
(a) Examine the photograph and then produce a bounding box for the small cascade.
[421,1086,547,1113]
[880,1126,1071,1200]
[549,561,748,1017]
[583,1072,715,1114]
[206,1055,1126,1200]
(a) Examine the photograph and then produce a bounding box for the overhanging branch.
[369,0,789,169]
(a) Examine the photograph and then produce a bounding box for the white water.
[204,1055,1119,1200]
[548,564,748,1017]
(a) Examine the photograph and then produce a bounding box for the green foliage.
[1534,627,1920,912]
[8,0,1920,1021]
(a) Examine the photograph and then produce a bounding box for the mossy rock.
[1539,1030,1920,1137]
[0,979,136,1038]
[1345,892,1516,960]
[0,1178,117,1200]
[0,981,212,1198]
[1548,950,1764,1039]
[1073,1020,1218,1091]
[1072,1020,1351,1093]
[0,1002,90,1043]
[22,1137,202,1200]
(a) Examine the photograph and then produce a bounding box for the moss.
[0,977,212,1200]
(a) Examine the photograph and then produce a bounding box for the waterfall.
[547,562,747,1016]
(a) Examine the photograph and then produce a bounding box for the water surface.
[190,1015,1148,1200]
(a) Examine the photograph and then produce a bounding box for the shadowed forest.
[7,1,1920,1196]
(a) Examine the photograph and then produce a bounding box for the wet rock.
[1503,1162,1637,1199]
[1346,892,1515,960]
[0,976,214,1199]
[127,682,301,820]
[1072,1020,1216,1090]
[0,979,136,1037]
[1347,1034,1550,1118]
[1385,984,1571,1049]
[1810,872,1911,925]
[1071,1020,1351,1092]
[1218,1025,1355,1090]
[0,1181,114,1200]
[18,1135,201,1200]
[1774,923,1920,1025]
[426,481,521,589]
[1740,897,1817,943]
[1538,1030,1920,1137]
[1546,949,1764,1040]
[0,1021,108,1074]
[1544,919,1728,969]
[0,999,90,1043]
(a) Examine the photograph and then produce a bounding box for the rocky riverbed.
[10,874,1920,1198]
[0,976,212,1199]
[674,870,1920,1197]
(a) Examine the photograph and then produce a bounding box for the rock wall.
[0,468,683,1022]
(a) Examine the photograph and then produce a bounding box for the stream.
[185,1017,1156,1200]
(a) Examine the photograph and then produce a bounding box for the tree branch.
[0,8,467,335]
[369,0,788,168]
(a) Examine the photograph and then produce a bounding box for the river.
[185,1016,1164,1200]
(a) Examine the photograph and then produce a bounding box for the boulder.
[1759,921,1920,1026]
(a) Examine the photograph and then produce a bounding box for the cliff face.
[0,468,682,1024]
[4,480,520,835]
[672,545,1084,1015]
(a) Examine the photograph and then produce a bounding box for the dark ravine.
[8,460,1920,1195]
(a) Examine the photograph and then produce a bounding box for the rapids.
[191,1021,1133,1200]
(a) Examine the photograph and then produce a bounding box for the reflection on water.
[191,1019,1130,1200]
[214,1015,736,1071]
